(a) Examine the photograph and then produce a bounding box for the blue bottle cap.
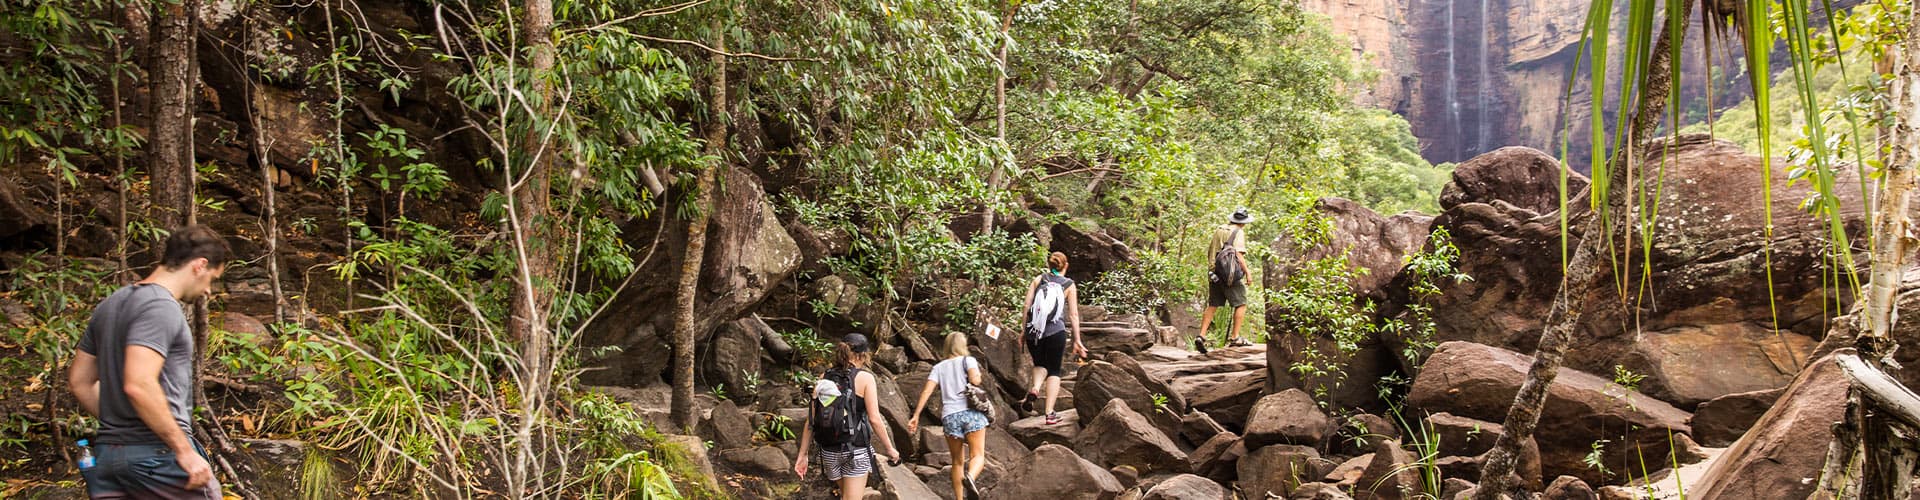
[77,439,88,446]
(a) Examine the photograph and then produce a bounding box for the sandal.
[1192,336,1210,354]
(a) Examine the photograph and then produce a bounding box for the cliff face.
[1311,0,1834,170]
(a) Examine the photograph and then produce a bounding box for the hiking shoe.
[1193,337,1210,354]
[1045,412,1062,425]
[1019,391,1038,413]
[964,475,982,500]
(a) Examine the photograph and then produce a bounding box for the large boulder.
[1049,223,1136,286]
[1355,439,1421,500]
[579,166,801,386]
[1542,476,1598,500]
[1416,138,1865,409]
[1243,389,1334,448]
[699,400,755,451]
[1691,352,1848,500]
[1105,352,1187,414]
[1071,399,1189,475]
[1188,432,1246,482]
[1237,444,1322,499]
[715,445,790,476]
[1142,474,1228,500]
[702,318,768,401]
[1426,412,1503,458]
[1409,341,1692,485]
[983,444,1125,500]
[1186,369,1267,431]
[1071,361,1181,437]
[878,461,942,500]
[1008,410,1080,449]
[1082,325,1155,355]
[1266,198,1430,413]
[1689,387,1784,447]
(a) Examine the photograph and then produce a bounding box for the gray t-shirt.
[928,356,981,418]
[78,284,194,445]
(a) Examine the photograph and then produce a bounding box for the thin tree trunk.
[507,0,556,494]
[1853,5,1920,497]
[1862,0,1920,360]
[147,0,195,241]
[1473,3,1692,497]
[978,2,1015,234]
[672,18,727,431]
[244,15,286,326]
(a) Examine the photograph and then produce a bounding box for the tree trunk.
[147,0,196,242]
[1863,0,1920,359]
[244,18,286,326]
[672,20,727,431]
[978,2,1015,234]
[1854,4,1920,497]
[1472,2,1692,497]
[506,0,556,494]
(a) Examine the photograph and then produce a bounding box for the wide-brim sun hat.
[1229,209,1254,224]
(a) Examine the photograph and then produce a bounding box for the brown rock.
[1106,352,1187,413]
[1109,465,1139,489]
[1542,475,1597,500]
[699,400,755,451]
[1188,432,1245,482]
[1244,389,1335,449]
[1439,478,1475,500]
[1071,399,1189,474]
[1426,412,1502,458]
[1049,222,1136,285]
[1690,387,1784,447]
[716,445,790,476]
[1291,482,1358,500]
[1188,369,1267,431]
[1072,360,1183,438]
[879,461,942,500]
[1409,341,1691,485]
[1142,474,1228,500]
[1179,411,1229,447]
[1355,440,1421,500]
[1326,453,1373,486]
[1237,444,1321,499]
[983,444,1125,500]
[1692,352,1848,500]
[1008,410,1080,449]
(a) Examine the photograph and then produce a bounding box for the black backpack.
[810,368,871,452]
[1209,227,1244,284]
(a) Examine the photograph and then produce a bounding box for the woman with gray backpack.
[1017,252,1086,426]
[908,333,994,500]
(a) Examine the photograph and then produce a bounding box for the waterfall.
[1445,0,1461,147]
[1475,0,1494,155]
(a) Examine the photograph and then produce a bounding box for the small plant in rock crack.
[1584,439,1614,478]
[709,384,729,401]
[1151,393,1171,414]
[740,370,763,394]
[1607,365,1646,409]
[756,415,797,442]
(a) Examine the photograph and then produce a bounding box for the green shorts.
[1208,280,1247,308]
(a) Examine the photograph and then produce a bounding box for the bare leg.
[1028,367,1047,398]
[1043,375,1062,414]
[1197,305,1219,347]
[965,430,988,480]
[840,475,868,500]
[1230,305,1248,343]
[946,435,967,499]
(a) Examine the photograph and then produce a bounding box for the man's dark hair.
[160,225,231,270]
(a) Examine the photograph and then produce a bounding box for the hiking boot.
[1192,337,1210,354]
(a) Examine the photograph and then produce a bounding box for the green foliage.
[755,415,797,443]
[1081,250,1192,316]
[1383,227,1469,368]
[1270,254,1377,402]
[784,328,835,370]
[0,0,139,174]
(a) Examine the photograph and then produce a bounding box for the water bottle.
[75,440,95,471]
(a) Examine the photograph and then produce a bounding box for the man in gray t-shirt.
[69,225,229,498]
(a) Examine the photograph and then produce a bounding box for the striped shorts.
[817,447,874,481]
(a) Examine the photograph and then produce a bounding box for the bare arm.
[967,365,982,386]
[1067,285,1085,357]
[858,372,898,460]
[794,405,813,476]
[909,377,938,425]
[67,351,100,417]
[1237,250,1251,284]
[123,346,194,455]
